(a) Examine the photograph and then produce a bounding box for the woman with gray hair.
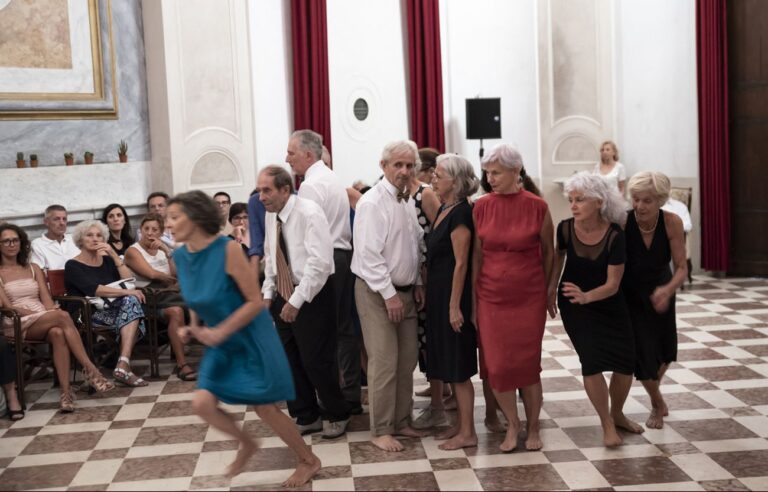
[473,143,556,452]
[420,154,480,449]
[623,171,687,429]
[65,219,148,387]
[553,171,642,447]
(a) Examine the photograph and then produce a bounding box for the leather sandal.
[7,408,24,421]
[60,391,75,413]
[85,367,115,393]
[174,363,198,382]
[113,367,148,387]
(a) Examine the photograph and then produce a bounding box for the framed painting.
[0,0,118,120]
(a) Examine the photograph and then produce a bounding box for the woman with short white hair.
[553,172,642,447]
[623,171,687,429]
[65,220,148,387]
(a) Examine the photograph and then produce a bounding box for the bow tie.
[396,189,410,203]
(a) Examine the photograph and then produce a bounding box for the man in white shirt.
[259,165,351,440]
[351,140,426,452]
[30,205,81,270]
[138,192,176,250]
[661,198,693,233]
[286,130,361,414]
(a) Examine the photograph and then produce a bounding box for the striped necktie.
[275,217,295,301]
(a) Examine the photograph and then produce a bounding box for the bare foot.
[484,417,507,434]
[613,413,645,434]
[603,425,623,447]
[225,439,258,479]
[439,432,478,450]
[646,403,668,429]
[394,426,428,438]
[372,435,404,452]
[282,455,321,488]
[525,422,543,451]
[435,425,459,441]
[499,418,521,453]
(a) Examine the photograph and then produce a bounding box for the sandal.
[7,408,24,421]
[113,367,148,387]
[85,367,115,393]
[60,391,75,413]
[174,363,198,382]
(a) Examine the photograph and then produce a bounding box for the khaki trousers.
[355,278,418,436]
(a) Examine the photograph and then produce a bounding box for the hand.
[561,282,589,304]
[188,324,227,347]
[151,239,170,254]
[128,290,146,304]
[94,242,113,258]
[449,305,464,333]
[547,288,558,318]
[280,302,299,323]
[385,293,404,323]
[414,285,426,311]
[233,225,246,240]
[177,326,192,344]
[650,286,672,313]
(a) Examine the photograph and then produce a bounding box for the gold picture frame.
[0,0,118,120]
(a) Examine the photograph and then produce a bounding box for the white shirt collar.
[381,177,401,198]
[305,160,327,179]
[277,194,298,223]
[40,232,69,244]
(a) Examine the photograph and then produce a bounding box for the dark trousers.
[272,281,350,424]
[332,249,361,406]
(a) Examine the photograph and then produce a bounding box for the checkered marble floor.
[2,275,768,491]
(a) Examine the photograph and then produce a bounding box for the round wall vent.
[353,98,369,121]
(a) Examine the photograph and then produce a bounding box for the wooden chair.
[0,308,28,410]
[669,187,694,287]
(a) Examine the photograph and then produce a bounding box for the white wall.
[615,0,699,179]
[248,0,294,176]
[440,0,540,176]
[327,0,411,188]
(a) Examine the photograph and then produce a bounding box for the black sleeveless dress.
[557,219,635,376]
[623,210,677,380]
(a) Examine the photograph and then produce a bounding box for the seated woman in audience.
[101,203,135,257]
[125,214,196,381]
[554,172,643,447]
[593,140,627,195]
[65,220,148,387]
[624,172,687,429]
[0,224,114,413]
[425,154,480,450]
[0,294,24,420]
[227,203,251,251]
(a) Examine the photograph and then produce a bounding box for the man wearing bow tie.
[351,140,427,452]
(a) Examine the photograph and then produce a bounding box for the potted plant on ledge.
[16,152,25,168]
[84,151,94,165]
[64,153,74,166]
[118,140,128,163]
[30,154,38,168]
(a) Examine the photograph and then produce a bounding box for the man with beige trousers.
[351,140,427,452]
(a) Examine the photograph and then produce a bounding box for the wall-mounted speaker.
[466,98,501,140]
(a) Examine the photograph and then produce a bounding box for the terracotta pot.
[84,156,94,165]
[30,159,38,168]
[119,154,128,163]
[65,157,74,166]
[16,160,25,168]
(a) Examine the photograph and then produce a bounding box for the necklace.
[441,200,461,211]
[635,211,659,234]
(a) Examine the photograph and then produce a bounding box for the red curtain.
[406,0,446,152]
[696,0,731,271]
[290,0,332,158]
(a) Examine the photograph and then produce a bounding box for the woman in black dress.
[101,204,135,257]
[625,172,687,429]
[426,154,480,450]
[553,172,644,447]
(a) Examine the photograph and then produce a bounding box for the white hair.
[627,171,671,205]
[381,140,421,171]
[564,172,628,224]
[71,219,109,248]
[436,154,480,200]
[481,143,523,171]
[290,129,323,160]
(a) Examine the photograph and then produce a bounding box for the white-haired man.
[31,205,81,270]
[351,140,426,452]
[287,130,361,414]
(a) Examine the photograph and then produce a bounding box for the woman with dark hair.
[227,202,250,250]
[168,190,320,485]
[0,224,114,413]
[101,204,135,257]
[417,147,440,184]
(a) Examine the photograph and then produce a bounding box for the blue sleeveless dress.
[173,236,295,405]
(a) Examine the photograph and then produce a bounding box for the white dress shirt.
[351,178,424,301]
[662,198,693,233]
[30,233,81,270]
[262,195,335,309]
[298,160,352,251]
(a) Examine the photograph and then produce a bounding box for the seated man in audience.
[30,205,81,271]
[214,191,234,236]
[140,192,176,250]
[661,197,693,233]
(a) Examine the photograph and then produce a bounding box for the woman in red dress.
[473,144,557,452]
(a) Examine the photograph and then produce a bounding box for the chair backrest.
[46,269,67,297]
[669,186,693,211]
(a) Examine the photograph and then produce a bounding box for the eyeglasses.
[231,214,248,222]
[0,238,20,246]
[216,201,231,207]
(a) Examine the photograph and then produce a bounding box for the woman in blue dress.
[167,191,320,487]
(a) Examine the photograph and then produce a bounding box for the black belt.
[394,284,414,292]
